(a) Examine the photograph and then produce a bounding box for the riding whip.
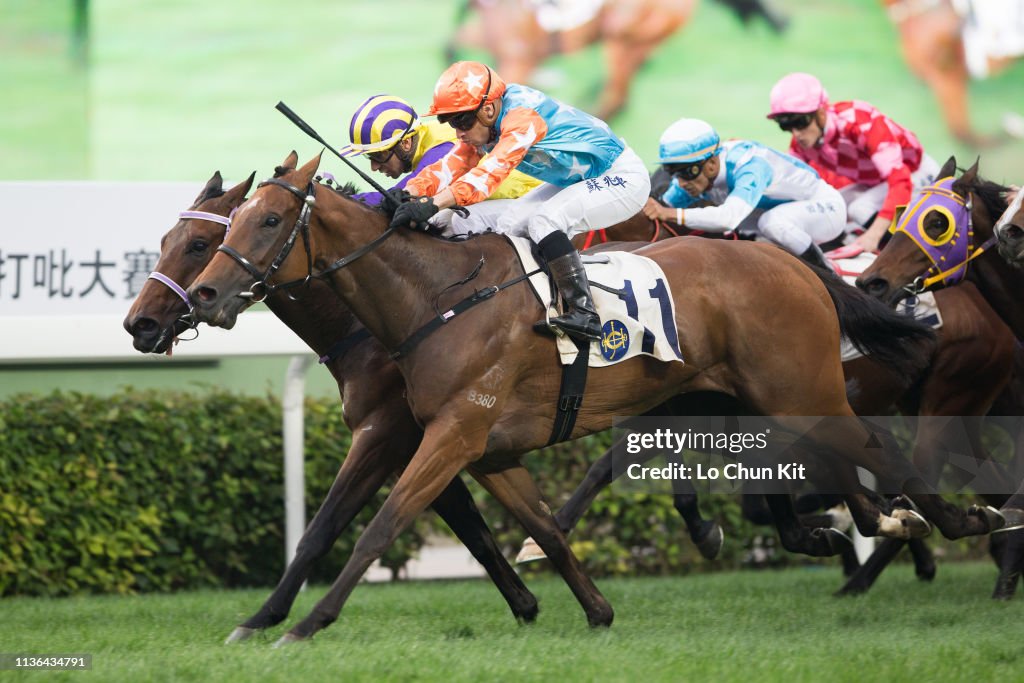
[275,101,401,210]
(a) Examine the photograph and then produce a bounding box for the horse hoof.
[992,508,1024,533]
[695,524,724,560]
[225,626,257,644]
[825,528,854,554]
[272,632,306,649]
[969,505,1005,533]
[515,537,547,564]
[893,508,932,539]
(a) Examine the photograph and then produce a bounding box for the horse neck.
[313,201,499,352]
[264,282,362,360]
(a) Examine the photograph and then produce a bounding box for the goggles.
[774,113,816,132]
[439,67,493,132]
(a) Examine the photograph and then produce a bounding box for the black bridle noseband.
[215,176,396,302]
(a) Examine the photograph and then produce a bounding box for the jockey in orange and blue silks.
[338,94,539,234]
[394,61,650,341]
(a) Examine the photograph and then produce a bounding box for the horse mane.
[959,173,1010,222]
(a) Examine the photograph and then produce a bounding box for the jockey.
[338,94,538,234]
[766,72,939,254]
[642,118,845,271]
[394,61,651,342]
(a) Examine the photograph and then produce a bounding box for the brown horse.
[857,156,1024,597]
[448,0,697,121]
[186,152,1000,643]
[883,0,1024,146]
[123,171,541,641]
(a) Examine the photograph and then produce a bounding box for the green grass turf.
[5,0,1023,183]
[0,563,1021,682]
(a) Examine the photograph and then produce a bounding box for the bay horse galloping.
[856,156,1024,597]
[124,171,540,641]
[188,152,999,643]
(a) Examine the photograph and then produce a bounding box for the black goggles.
[774,113,816,132]
[439,67,493,132]
[665,161,706,181]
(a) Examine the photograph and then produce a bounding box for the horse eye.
[188,240,209,254]
[264,215,281,227]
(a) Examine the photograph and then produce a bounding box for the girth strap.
[546,336,590,446]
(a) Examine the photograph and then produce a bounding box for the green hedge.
[0,389,429,597]
[5,388,986,597]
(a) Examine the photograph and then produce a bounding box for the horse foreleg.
[430,475,539,622]
[226,428,403,643]
[469,461,614,628]
[279,422,484,644]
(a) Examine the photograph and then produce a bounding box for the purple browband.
[143,209,234,310]
[147,271,193,311]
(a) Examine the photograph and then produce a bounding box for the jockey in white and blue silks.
[641,118,847,270]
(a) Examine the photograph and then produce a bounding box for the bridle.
[146,209,235,338]
[215,177,397,302]
[890,177,997,296]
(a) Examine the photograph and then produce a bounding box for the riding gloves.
[390,196,439,231]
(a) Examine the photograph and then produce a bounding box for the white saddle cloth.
[507,235,685,367]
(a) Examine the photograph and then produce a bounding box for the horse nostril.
[1006,224,1024,240]
[195,286,218,304]
[856,277,888,298]
[131,318,158,336]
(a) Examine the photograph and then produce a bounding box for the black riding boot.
[798,243,833,272]
[533,232,602,341]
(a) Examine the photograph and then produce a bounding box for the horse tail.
[810,266,935,377]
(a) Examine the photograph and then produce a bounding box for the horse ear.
[193,171,224,206]
[223,171,257,205]
[952,157,980,197]
[295,150,324,186]
[282,150,299,170]
[938,156,957,179]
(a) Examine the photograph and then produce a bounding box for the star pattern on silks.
[526,150,553,168]
[432,157,456,189]
[516,88,545,108]
[567,154,591,180]
[554,99,575,118]
[509,123,539,152]
[462,69,485,94]
[480,155,506,173]
[463,170,493,196]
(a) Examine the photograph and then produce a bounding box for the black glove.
[389,196,439,231]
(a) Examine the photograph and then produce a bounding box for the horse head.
[995,187,1024,269]
[855,156,1004,304]
[188,151,331,329]
[123,170,255,352]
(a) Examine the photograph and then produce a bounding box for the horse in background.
[883,0,1024,146]
[445,0,786,121]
